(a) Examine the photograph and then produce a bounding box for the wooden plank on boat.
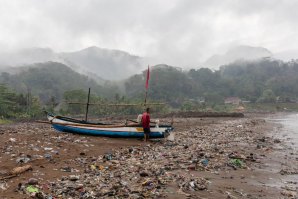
[50,121,140,128]
[65,102,165,106]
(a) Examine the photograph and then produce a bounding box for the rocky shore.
[0,114,297,198]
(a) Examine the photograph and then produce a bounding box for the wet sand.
[0,114,297,198]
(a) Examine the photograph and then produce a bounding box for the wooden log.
[10,165,32,175]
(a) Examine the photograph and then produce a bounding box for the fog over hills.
[1,45,298,82]
[204,45,273,69]
[0,61,119,103]
[0,46,145,81]
[0,48,61,67]
[273,49,298,61]
[60,46,144,80]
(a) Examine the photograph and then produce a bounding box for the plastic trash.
[44,154,52,159]
[105,154,113,161]
[26,185,39,193]
[229,159,244,168]
[16,157,30,163]
[200,159,209,167]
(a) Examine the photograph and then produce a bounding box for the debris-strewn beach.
[0,114,297,198]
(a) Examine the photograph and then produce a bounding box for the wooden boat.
[47,113,173,138]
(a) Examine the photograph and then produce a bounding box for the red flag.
[145,65,150,89]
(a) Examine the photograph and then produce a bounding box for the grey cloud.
[0,0,298,67]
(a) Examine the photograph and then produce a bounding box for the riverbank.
[0,114,296,198]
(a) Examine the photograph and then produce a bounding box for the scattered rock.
[69,175,80,181]
[274,139,281,143]
[281,190,297,198]
[139,171,149,177]
[28,178,38,185]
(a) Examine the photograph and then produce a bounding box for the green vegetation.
[1,59,298,120]
[0,83,43,119]
[0,62,119,104]
[0,118,12,124]
[125,60,298,105]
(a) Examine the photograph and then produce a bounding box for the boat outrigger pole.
[68,102,165,106]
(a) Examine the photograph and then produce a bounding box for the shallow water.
[267,113,298,148]
[265,113,298,189]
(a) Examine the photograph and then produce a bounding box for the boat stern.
[163,126,174,138]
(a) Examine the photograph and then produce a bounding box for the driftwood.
[10,165,32,175]
[0,165,32,180]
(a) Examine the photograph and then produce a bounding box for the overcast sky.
[0,0,298,67]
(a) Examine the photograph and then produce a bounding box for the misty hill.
[61,46,144,80]
[204,45,273,68]
[0,62,119,103]
[2,57,298,108]
[0,46,145,81]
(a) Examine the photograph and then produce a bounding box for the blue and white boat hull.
[47,114,173,138]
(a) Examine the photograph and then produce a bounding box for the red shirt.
[142,112,150,128]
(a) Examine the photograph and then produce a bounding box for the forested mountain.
[0,62,119,104]
[219,59,298,102]
[1,58,298,111]
[125,65,194,107]
[124,59,298,105]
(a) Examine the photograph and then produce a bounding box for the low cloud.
[0,0,297,67]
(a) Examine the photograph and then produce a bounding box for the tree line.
[125,59,298,106]
[1,59,298,119]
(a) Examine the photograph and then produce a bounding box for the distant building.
[189,97,205,103]
[276,96,298,103]
[224,97,241,105]
[235,106,245,112]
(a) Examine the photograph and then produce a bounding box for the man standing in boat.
[142,107,151,142]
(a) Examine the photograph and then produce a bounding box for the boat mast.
[144,66,150,107]
[85,88,91,122]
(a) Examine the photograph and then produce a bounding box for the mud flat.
[0,114,296,198]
